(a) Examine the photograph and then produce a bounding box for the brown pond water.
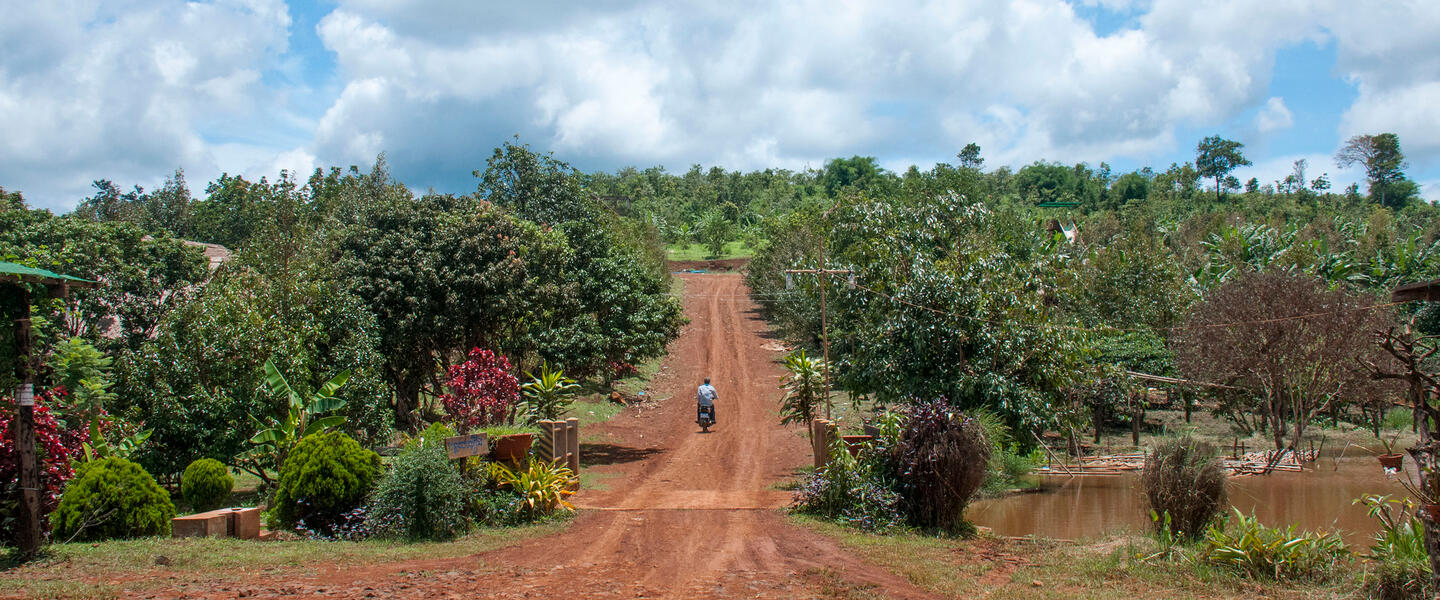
[966,457,1408,544]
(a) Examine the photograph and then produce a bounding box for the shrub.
[1142,436,1227,539]
[440,348,520,431]
[272,432,381,535]
[366,432,471,541]
[890,399,989,533]
[50,457,174,541]
[181,458,234,511]
[1200,509,1349,581]
[472,489,529,527]
[1357,494,1431,599]
[792,437,904,532]
[0,390,79,545]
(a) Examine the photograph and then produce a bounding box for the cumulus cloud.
[0,0,295,209]
[4,0,1439,209]
[1254,97,1294,134]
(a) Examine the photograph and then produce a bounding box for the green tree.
[1336,133,1415,208]
[1195,135,1251,203]
[698,209,732,257]
[820,156,890,198]
[476,141,683,380]
[116,262,390,479]
[956,143,984,170]
[334,191,569,430]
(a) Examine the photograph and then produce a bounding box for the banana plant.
[248,358,352,475]
[80,416,152,462]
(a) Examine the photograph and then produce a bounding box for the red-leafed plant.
[440,348,520,430]
[0,387,82,541]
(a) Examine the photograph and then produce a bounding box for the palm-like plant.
[246,358,352,480]
[779,350,828,432]
[518,361,580,423]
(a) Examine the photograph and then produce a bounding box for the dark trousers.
[698,405,716,423]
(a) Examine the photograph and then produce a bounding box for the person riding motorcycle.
[696,378,718,425]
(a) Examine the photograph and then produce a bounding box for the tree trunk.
[1131,395,1141,446]
[1092,403,1103,444]
[394,372,422,433]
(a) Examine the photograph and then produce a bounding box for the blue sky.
[2,0,1438,211]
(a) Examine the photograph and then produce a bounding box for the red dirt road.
[165,273,935,599]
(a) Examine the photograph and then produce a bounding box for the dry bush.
[1143,437,1227,539]
[892,399,990,534]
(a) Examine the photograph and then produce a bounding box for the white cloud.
[1254,97,1294,134]
[5,0,1440,208]
[0,0,295,209]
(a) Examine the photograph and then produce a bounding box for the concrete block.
[172,511,229,538]
[226,507,262,540]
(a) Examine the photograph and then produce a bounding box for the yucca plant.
[492,458,576,517]
[779,349,828,432]
[518,361,580,423]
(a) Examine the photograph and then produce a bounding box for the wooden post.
[12,287,40,556]
[810,419,836,468]
[565,417,580,475]
[817,238,832,420]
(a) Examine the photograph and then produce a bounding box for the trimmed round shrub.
[50,457,175,541]
[1143,436,1227,539]
[365,432,471,541]
[272,431,380,535]
[890,399,990,534]
[182,458,234,511]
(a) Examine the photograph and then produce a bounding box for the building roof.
[0,261,96,287]
[1392,279,1440,303]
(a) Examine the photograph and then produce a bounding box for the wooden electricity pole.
[784,255,853,420]
[11,286,39,556]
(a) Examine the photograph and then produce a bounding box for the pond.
[966,456,1408,544]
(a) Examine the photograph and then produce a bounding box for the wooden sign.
[444,434,489,459]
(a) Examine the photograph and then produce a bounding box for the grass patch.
[580,470,623,491]
[665,241,753,261]
[0,522,566,599]
[564,398,625,428]
[790,514,1359,599]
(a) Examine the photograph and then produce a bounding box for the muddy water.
[967,457,1407,544]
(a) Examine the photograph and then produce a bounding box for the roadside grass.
[580,470,623,491]
[0,522,566,599]
[791,515,1358,599]
[665,241,753,261]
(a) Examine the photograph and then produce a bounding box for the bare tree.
[1364,323,1440,591]
[1174,270,1394,451]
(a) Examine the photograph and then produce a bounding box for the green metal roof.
[0,261,95,286]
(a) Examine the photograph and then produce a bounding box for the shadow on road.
[581,443,666,466]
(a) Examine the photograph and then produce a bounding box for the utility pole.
[12,286,39,556]
[784,255,854,420]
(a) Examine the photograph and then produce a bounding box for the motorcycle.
[696,404,715,433]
